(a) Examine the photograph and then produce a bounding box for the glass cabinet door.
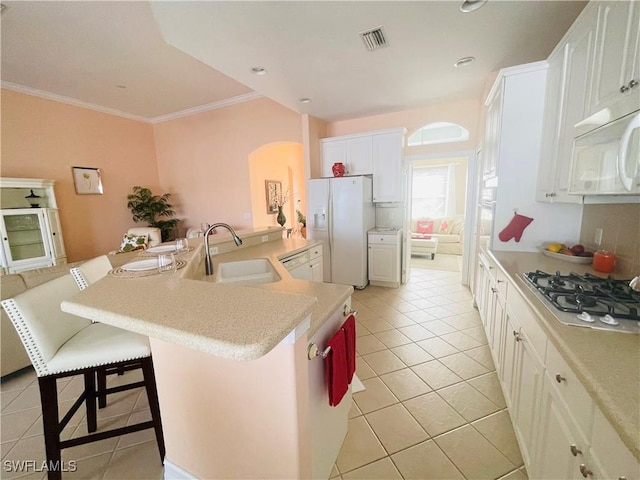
[0,209,52,268]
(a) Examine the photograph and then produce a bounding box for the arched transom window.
[408,122,469,146]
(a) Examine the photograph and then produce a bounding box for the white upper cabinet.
[588,1,640,119]
[320,128,406,203]
[320,135,372,177]
[482,81,504,185]
[537,6,596,203]
[372,129,405,203]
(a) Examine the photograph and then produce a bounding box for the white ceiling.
[1,1,587,123]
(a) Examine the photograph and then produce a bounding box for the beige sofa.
[410,216,465,256]
[1,263,82,377]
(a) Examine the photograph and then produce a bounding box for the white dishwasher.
[280,250,311,280]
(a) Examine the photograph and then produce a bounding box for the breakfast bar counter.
[60,229,354,479]
[61,232,353,360]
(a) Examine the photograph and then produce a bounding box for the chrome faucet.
[204,223,243,275]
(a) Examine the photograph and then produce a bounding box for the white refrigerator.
[307,176,375,289]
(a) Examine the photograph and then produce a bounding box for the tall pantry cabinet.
[0,178,67,273]
[482,62,583,253]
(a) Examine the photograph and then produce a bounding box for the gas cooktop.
[522,270,640,334]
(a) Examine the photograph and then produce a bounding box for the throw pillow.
[450,218,465,235]
[416,219,433,238]
[119,233,148,253]
[438,220,449,234]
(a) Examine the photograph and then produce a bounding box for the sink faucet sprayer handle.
[204,223,243,276]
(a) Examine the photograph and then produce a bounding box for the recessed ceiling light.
[299,98,312,104]
[251,67,267,76]
[454,56,476,67]
[459,0,488,13]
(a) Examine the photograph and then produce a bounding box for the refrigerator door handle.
[327,192,333,257]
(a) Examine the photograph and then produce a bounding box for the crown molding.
[1,81,150,123]
[149,92,264,124]
[1,81,264,124]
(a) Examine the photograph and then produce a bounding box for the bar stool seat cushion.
[47,323,150,375]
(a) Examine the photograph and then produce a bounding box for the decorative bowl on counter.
[541,249,593,264]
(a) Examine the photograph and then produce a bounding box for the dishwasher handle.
[281,251,311,270]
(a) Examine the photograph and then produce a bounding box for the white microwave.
[569,109,640,195]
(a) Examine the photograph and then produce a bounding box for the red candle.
[593,251,615,273]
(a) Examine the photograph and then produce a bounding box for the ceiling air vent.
[360,26,387,51]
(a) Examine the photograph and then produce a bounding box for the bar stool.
[1,274,165,480]
[71,255,125,408]
[70,255,113,291]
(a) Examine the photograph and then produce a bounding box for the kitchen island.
[61,228,354,479]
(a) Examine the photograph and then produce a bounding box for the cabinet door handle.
[513,331,522,342]
[491,287,498,293]
[555,373,566,383]
[628,79,638,89]
[570,444,582,456]
[620,84,630,93]
[579,464,592,478]
[343,305,358,317]
[496,279,503,284]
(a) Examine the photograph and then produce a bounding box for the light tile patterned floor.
[1,266,527,479]
[333,267,528,480]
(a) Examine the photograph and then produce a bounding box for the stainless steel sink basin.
[215,259,280,285]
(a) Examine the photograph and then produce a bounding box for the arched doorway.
[248,142,305,232]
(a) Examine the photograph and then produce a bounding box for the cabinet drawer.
[309,244,323,260]
[508,290,547,362]
[545,340,594,439]
[368,234,399,245]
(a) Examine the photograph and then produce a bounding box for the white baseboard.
[164,459,197,480]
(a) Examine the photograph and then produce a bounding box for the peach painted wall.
[0,89,159,262]
[302,115,327,180]
[150,335,311,479]
[249,142,305,230]
[152,97,302,236]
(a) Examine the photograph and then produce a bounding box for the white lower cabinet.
[309,244,323,282]
[368,231,401,287]
[308,298,352,479]
[510,321,544,471]
[476,253,639,479]
[535,374,589,480]
[588,407,640,480]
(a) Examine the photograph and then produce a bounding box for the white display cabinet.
[0,178,67,273]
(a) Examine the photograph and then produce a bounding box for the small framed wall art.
[72,166,103,195]
[265,180,282,214]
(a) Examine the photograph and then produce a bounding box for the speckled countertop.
[61,234,353,361]
[489,250,640,460]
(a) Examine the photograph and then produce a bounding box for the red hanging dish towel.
[325,329,349,407]
[342,314,356,383]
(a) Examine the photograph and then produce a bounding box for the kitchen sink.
[215,258,280,285]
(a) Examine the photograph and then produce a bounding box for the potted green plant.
[126,186,180,242]
[296,209,307,238]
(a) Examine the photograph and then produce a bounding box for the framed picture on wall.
[72,167,103,195]
[265,180,282,214]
